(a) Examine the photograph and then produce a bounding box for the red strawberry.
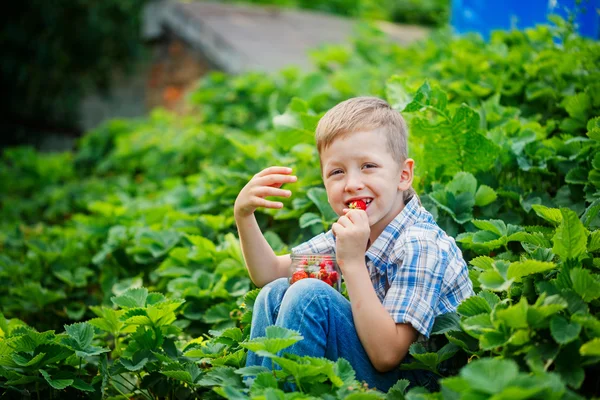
[290,270,308,284]
[317,270,329,280]
[322,277,333,287]
[329,271,339,282]
[319,260,334,268]
[349,200,367,211]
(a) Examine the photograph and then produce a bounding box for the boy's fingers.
[331,222,341,236]
[257,198,284,209]
[255,166,293,177]
[254,187,292,198]
[336,215,351,228]
[256,174,297,187]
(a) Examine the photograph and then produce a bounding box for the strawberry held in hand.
[349,200,367,211]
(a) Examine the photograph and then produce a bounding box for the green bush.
[211,0,449,26]
[1,18,599,399]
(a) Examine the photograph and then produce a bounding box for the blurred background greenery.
[214,0,449,25]
[1,0,150,148]
[0,0,448,150]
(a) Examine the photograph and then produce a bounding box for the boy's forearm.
[344,263,416,372]
[235,214,289,287]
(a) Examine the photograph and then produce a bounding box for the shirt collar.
[365,196,421,274]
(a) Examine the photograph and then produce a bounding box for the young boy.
[233,97,473,392]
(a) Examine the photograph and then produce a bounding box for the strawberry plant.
[1,15,599,399]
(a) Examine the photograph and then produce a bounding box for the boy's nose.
[344,174,365,192]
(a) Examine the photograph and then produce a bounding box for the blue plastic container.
[451,0,600,40]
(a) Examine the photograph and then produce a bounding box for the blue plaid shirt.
[292,196,474,337]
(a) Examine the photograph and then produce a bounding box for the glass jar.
[289,253,341,291]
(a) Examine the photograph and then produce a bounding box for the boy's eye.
[362,163,376,169]
[329,169,343,176]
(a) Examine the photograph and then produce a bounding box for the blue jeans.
[245,277,438,393]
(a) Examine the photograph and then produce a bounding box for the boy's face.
[320,129,413,241]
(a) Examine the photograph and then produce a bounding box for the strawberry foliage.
[1,15,599,399]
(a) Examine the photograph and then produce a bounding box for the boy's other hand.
[234,166,297,219]
[332,209,369,270]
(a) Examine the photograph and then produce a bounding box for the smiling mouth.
[346,199,373,208]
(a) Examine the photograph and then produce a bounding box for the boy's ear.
[398,158,414,191]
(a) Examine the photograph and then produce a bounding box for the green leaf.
[235,366,270,377]
[403,81,447,113]
[307,187,337,222]
[588,231,600,252]
[450,107,499,174]
[40,369,73,390]
[431,312,461,334]
[240,326,303,356]
[472,219,507,236]
[72,378,95,392]
[479,269,512,292]
[12,352,45,367]
[528,295,568,327]
[474,185,497,207]
[495,297,529,329]
[550,315,581,345]
[272,355,341,385]
[161,370,193,384]
[386,75,412,111]
[334,358,356,386]
[120,353,149,372]
[562,92,591,121]
[64,322,94,350]
[461,313,495,338]
[460,358,518,395]
[387,379,410,398]
[532,204,562,226]
[88,307,123,336]
[586,117,600,141]
[299,212,322,228]
[201,304,232,324]
[457,296,492,317]
[478,290,500,309]
[479,330,510,350]
[589,169,600,188]
[469,256,494,271]
[447,172,477,196]
[160,363,201,385]
[251,372,278,393]
[571,313,600,336]
[62,322,109,358]
[507,260,555,282]
[570,268,600,302]
[580,338,600,356]
[111,287,149,308]
[197,366,244,387]
[507,231,551,248]
[552,208,589,260]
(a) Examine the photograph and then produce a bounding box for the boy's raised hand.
[332,209,370,270]
[234,166,297,219]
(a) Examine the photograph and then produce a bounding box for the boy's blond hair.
[315,96,416,202]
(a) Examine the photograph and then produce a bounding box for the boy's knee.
[265,277,289,290]
[256,277,289,302]
[285,278,335,304]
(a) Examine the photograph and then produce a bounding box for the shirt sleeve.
[291,230,336,255]
[382,231,447,337]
